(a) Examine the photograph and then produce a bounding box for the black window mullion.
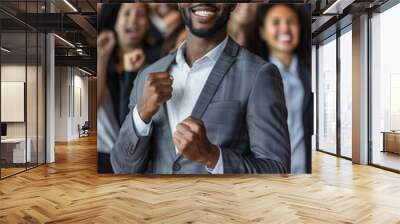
[316,44,320,151]
[336,29,341,157]
[367,11,373,166]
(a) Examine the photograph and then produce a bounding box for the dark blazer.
[111,38,291,174]
[299,66,313,174]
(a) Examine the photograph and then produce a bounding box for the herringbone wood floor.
[0,135,400,224]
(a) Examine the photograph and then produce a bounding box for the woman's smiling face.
[260,5,300,55]
[114,3,149,50]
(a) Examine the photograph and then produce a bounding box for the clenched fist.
[138,72,173,123]
[173,117,219,169]
[97,31,115,105]
[97,31,115,63]
[124,49,146,72]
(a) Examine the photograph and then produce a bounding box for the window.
[370,2,400,171]
[317,36,337,154]
[339,28,352,158]
[0,0,47,179]
[312,45,317,150]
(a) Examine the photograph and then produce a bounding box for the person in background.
[148,3,185,55]
[97,3,160,173]
[255,4,313,173]
[161,22,186,55]
[228,3,259,51]
[148,3,182,38]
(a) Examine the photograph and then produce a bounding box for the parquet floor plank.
[0,135,399,223]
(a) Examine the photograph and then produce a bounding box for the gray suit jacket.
[111,38,291,174]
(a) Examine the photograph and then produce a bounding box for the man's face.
[179,3,235,38]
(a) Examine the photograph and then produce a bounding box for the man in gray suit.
[110,3,291,174]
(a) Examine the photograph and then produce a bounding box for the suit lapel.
[174,38,240,163]
[155,52,180,160]
[191,37,239,119]
[165,38,240,163]
[157,52,177,73]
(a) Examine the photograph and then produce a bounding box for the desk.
[382,131,400,154]
[1,138,32,163]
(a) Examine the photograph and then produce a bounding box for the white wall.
[1,65,38,137]
[1,65,26,139]
[54,67,89,141]
[55,67,69,141]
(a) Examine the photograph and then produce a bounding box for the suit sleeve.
[110,70,153,174]
[221,63,291,174]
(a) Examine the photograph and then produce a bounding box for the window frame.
[315,21,353,161]
[367,0,400,173]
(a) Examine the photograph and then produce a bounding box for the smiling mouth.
[193,10,215,17]
[190,4,218,18]
[125,27,139,34]
[278,34,292,43]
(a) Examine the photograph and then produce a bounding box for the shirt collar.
[270,56,299,74]
[175,36,229,66]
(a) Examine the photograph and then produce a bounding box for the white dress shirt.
[133,37,229,174]
[270,56,306,173]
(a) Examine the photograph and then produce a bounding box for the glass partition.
[317,36,337,155]
[370,3,400,171]
[27,31,38,169]
[339,28,352,158]
[1,31,28,177]
[0,0,46,179]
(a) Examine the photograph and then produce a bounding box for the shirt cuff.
[205,146,224,174]
[132,106,152,136]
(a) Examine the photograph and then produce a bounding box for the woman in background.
[255,4,313,173]
[97,3,160,173]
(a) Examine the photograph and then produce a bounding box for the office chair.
[79,121,90,138]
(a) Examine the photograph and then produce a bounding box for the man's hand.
[124,49,146,72]
[138,72,173,123]
[173,117,219,169]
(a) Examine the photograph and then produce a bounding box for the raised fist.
[97,31,115,63]
[173,117,219,169]
[124,48,146,72]
[138,72,173,123]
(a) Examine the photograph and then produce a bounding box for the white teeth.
[278,34,291,42]
[127,28,138,33]
[194,10,215,17]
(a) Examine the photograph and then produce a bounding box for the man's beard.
[180,7,230,38]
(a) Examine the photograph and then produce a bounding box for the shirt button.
[173,163,181,172]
